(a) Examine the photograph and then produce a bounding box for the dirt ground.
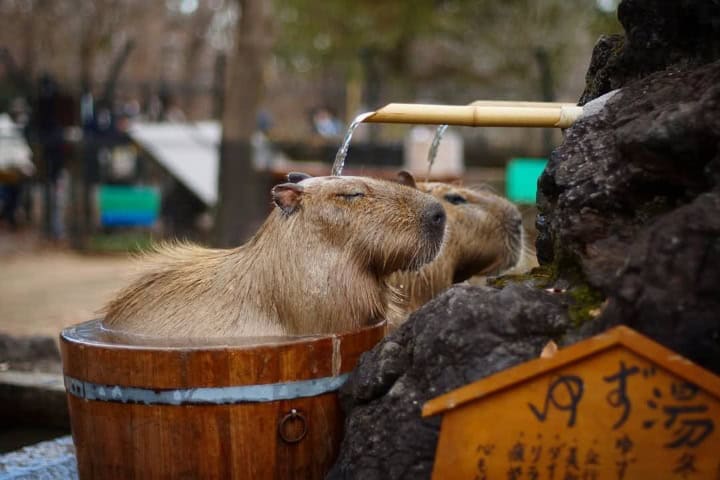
[0,231,137,338]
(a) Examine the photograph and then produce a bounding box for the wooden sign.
[422,326,720,480]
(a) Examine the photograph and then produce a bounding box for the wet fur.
[102,176,444,338]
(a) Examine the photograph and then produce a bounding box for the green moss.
[567,283,605,327]
[486,265,554,289]
[485,228,607,330]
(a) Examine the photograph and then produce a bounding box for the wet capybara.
[388,174,526,327]
[102,175,446,338]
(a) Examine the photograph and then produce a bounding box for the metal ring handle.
[278,408,308,444]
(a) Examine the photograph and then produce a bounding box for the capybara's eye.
[336,192,365,200]
[444,193,467,205]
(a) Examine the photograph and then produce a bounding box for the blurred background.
[0,1,621,449]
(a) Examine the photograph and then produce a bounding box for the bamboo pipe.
[470,100,577,109]
[363,102,584,128]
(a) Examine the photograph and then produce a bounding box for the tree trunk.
[212,53,226,120]
[79,28,96,95]
[534,47,555,157]
[182,8,214,119]
[214,0,274,248]
[21,8,37,83]
[101,39,136,106]
[360,47,382,144]
[0,48,31,97]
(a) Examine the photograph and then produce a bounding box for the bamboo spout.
[469,100,577,109]
[363,102,583,128]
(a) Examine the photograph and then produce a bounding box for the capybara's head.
[417,181,523,282]
[271,175,446,275]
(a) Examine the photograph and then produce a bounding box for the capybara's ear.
[272,183,304,214]
[396,170,417,189]
[287,172,312,183]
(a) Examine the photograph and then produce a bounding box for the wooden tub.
[60,319,385,479]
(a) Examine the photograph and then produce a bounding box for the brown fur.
[101,176,445,338]
[388,181,526,327]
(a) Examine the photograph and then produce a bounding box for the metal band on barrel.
[64,373,350,405]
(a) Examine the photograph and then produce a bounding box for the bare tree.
[180,4,216,117]
[214,0,274,247]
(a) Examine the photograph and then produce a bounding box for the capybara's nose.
[423,202,447,233]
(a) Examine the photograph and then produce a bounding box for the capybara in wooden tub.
[61,175,446,479]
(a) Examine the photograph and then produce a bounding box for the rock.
[537,60,720,371]
[584,192,720,371]
[0,436,77,479]
[579,34,624,105]
[538,61,720,266]
[0,334,61,373]
[0,370,69,430]
[580,0,720,104]
[327,284,570,480]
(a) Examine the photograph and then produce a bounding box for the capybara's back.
[102,175,446,338]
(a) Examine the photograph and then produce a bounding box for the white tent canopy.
[129,121,220,207]
[0,114,34,176]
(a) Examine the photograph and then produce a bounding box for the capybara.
[283,172,529,328]
[387,175,526,326]
[101,175,446,338]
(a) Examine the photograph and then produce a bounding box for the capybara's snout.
[421,201,447,245]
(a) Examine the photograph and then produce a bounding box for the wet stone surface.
[0,436,77,479]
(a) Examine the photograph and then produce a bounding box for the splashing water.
[331,111,375,176]
[425,124,449,181]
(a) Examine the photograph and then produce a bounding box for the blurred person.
[256,108,273,135]
[0,112,34,229]
[29,74,67,239]
[252,109,275,170]
[311,107,343,138]
[0,183,21,228]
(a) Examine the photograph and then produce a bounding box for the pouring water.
[331,111,375,176]
[426,124,449,181]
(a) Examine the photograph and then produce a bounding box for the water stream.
[331,111,375,176]
[425,124,449,181]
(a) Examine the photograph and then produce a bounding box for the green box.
[506,158,548,203]
[97,185,160,227]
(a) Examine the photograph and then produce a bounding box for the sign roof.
[422,326,720,417]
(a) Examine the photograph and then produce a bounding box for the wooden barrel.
[60,319,385,479]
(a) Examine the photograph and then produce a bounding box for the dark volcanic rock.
[584,192,720,370]
[537,61,720,372]
[538,61,720,268]
[537,60,720,372]
[327,284,570,480]
[579,34,624,105]
[580,0,720,104]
